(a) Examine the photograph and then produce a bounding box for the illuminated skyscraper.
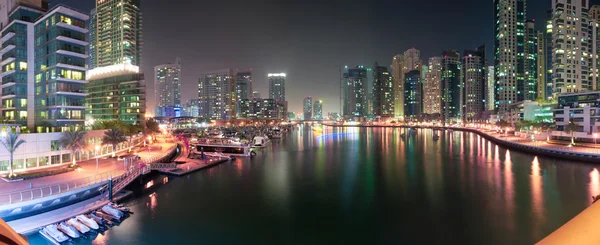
[404,70,422,118]
[373,62,394,118]
[462,46,486,122]
[303,97,313,120]
[441,50,462,123]
[423,57,442,115]
[551,0,590,94]
[154,58,181,116]
[487,66,495,111]
[494,0,525,114]
[268,73,286,103]
[343,66,367,118]
[523,20,538,101]
[313,100,323,120]
[198,69,235,120]
[235,70,252,117]
[92,0,142,67]
[391,55,404,117]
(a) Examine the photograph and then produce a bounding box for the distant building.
[462,46,486,122]
[487,66,495,111]
[524,20,538,101]
[268,73,286,103]
[313,100,323,120]
[441,50,462,122]
[404,70,422,118]
[198,69,235,120]
[182,99,199,117]
[235,71,252,117]
[343,66,368,118]
[372,62,394,118]
[154,58,182,117]
[239,99,285,119]
[328,112,341,121]
[391,55,404,117]
[287,112,296,121]
[252,91,261,99]
[303,97,313,120]
[154,106,180,118]
[423,57,442,115]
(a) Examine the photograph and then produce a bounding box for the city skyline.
[52,0,600,115]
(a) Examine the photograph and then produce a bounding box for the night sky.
[52,0,600,115]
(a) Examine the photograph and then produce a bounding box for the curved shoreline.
[323,124,600,163]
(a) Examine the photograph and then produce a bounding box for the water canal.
[29,126,599,244]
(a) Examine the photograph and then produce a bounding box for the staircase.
[110,166,148,195]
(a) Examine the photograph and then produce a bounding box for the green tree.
[0,133,25,178]
[496,120,510,128]
[564,120,578,145]
[102,128,126,157]
[59,130,88,167]
[122,124,141,149]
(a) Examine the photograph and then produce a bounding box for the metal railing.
[0,170,121,205]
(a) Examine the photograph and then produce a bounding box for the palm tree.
[565,120,579,145]
[0,132,25,178]
[59,130,87,167]
[122,124,141,149]
[102,128,126,157]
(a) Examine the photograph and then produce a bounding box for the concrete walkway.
[0,140,177,195]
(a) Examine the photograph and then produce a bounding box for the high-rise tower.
[93,0,142,67]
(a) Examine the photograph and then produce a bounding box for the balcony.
[0,32,15,43]
[56,49,88,59]
[1,93,15,99]
[56,35,88,46]
[54,90,88,97]
[56,22,88,34]
[0,57,15,67]
[56,63,87,71]
[0,69,15,77]
[0,45,15,56]
[0,82,15,89]
[56,77,86,84]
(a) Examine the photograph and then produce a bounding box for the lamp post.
[95,145,100,173]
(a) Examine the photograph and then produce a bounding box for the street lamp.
[95,145,100,173]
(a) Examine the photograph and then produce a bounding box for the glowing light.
[87,64,140,80]
[267,73,286,77]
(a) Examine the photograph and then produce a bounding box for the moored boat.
[57,222,80,239]
[102,205,124,220]
[192,137,252,157]
[77,215,99,230]
[252,135,270,148]
[87,213,106,226]
[95,211,120,223]
[67,218,90,234]
[41,224,69,243]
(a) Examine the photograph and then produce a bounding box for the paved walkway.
[0,138,177,195]
[475,129,600,155]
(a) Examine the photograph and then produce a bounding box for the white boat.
[252,136,270,147]
[57,222,80,238]
[87,213,105,226]
[109,202,132,213]
[192,138,252,157]
[67,218,90,234]
[271,127,282,139]
[77,214,99,230]
[41,224,69,243]
[102,205,124,220]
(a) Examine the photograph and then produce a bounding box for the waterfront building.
[391,55,404,118]
[545,12,554,98]
[92,0,141,67]
[287,112,296,121]
[423,57,442,115]
[198,69,235,120]
[239,98,285,120]
[372,62,394,118]
[154,58,181,117]
[154,106,180,118]
[343,66,368,118]
[88,7,96,69]
[494,0,525,114]
[86,65,146,125]
[313,100,323,120]
[268,73,285,103]
[235,70,252,117]
[86,0,145,127]
[303,96,312,120]
[487,66,495,111]
[589,10,600,91]
[441,50,462,123]
[404,70,422,118]
[462,46,486,122]
[554,92,600,138]
[328,112,341,121]
[524,20,538,101]
[551,0,590,94]
[0,3,90,132]
[537,31,546,99]
[252,91,260,100]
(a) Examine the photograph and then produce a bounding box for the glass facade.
[85,73,146,125]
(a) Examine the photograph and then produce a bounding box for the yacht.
[252,135,270,148]
[40,225,69,244]
[102,205,124,220]
[192,137,253,157]
[67,218,90,234]
[57,222,80,239]
[77,214,100,230]
[271,127,282,139]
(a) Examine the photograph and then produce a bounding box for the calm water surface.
[29,126,600,244]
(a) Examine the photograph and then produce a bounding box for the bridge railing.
[0,170,121,205]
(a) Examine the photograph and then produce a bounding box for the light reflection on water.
[27,127,598,245]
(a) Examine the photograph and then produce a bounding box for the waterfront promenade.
[0,139,177,204]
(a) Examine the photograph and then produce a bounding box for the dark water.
[29,126,600,244]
